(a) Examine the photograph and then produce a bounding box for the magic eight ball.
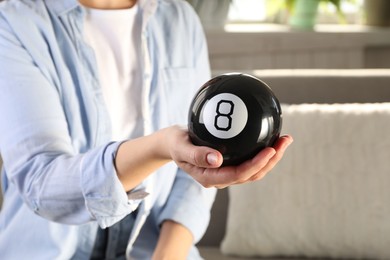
[188,73,282,166]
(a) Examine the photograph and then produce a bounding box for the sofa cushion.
[221,103,390,259]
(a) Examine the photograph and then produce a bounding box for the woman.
[0,0,293,259]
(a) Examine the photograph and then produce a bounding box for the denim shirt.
[0,0,216,259]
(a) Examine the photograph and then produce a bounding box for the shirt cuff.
[157,176,217,242]
[80,141,147,228]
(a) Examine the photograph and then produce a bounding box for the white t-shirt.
[83,5,143,141]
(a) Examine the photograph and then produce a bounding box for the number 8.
[214,100,234,131]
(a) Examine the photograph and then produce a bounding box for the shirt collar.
[44,0,80,16]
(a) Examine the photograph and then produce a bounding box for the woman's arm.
[114,126,222,192]
[152,220,193,260]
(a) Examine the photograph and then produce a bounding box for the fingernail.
[206,153,218,165]
[269,149,276,159]
[286,138,293,147]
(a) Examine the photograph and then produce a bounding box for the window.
[227,0,364,25]
[228,0,267,22]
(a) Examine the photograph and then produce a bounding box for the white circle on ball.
[202,93,248,139]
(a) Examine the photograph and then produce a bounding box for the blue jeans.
[90,211,137,260]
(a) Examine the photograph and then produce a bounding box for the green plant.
[268,0,356,22]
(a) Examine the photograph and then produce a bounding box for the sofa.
[1,69,390,259]
[197,69,390,260]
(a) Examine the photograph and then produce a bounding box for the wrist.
[153,127,174,161]
[158,125,188,161]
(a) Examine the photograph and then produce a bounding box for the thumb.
[205,152,223,167]
[189,147,223,168]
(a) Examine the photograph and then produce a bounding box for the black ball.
[188,73,282,166]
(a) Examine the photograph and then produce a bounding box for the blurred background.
[186,1,390,259]
[186,0,390,71]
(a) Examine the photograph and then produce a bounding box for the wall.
[206,25,390,71]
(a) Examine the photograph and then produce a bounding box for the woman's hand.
[165,125,293,189]
[115,125,292,191]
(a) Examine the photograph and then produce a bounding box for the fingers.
[179,144,223,169]
[198,147,276,188]
[231,147,276,185]
[248,135,293,181]
[276,135,294,148]
[206,152,223,167]
[168,126,223,168]
[225,135,293,185]
[266,135,293,170]
[174,129,293,189]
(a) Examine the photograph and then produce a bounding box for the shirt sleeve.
[156,1,217,243]
[0,11,139,228]
[157,169,217,243]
